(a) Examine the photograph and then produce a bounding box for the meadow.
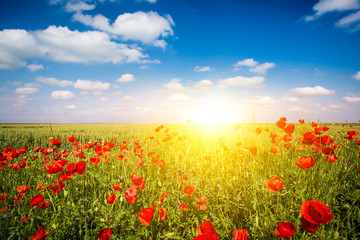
[0,119,359,239]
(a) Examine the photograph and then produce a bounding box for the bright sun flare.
[189,98,237,125]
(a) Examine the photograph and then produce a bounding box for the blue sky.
[0,0,360,123]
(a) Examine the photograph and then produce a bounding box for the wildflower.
[107,194,116,204]
[274,222,296,238]
[196,196,207,210]
[233,229,248,240]
[265,177,283,193]
[179,202,188,211]
[158,207,166,220]
[300,200,333,225]
[183,186,196,196]
[194,221,219,240]
[139,204,155,226]
[124,185,137,204]
[30,226,50,240]
[98,228,112,240]
[295,156,315,170]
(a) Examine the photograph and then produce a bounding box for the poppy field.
[0,119,360,239]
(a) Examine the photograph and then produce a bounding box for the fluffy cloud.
[0,29,45,69]
[233,58,275,75]
[343,96,360,103]
[65,1,95,12]
[36,76,74,87]
[306,0,360,21]
[27,64,44,71]
[249,62,275,75]
[73,11,174,45]
[123,95,137,101]
[0,26,148,70]
[194,66,211,72]
[74,79,110,91]
[353,71,360,80]
[289,86,336,96]
[14,87,40,95]
[51,90,77,100]
[117,73,136,82]
[95,97,110,106]
[161,78,213,92]
[64,105,76,110]
[233,58,258,68]
[218,76,265,89]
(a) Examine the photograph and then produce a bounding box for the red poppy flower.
[274,222,296,238]
[139,204,155,226]
[98,228,112,240]
[66,161,86,175]
[300,200,333,225]
[49,139,62,146]
[295,156,315,170]
[113,184,123,191]
[233,229,248,240]
[284,124,295,134]
[17,185,31,193]
[183,186,196,196]
[298,119,304,124]
[66,137,76,143]
[90,156,101,165]
[345,130,358,140]
[196,196,207,210]
[22,214,29,222]
[325,154,338,163]
[131,174,146,190]
[276,120,286,129]
[194,221,219,240]
[47,159,68,174]
[30,226,50,240]
[37,201,51,209]
[29,194,44,206]
[48,179,65,194]
[124,185,138,204]
[248,147,257,156]
[158,192,169,206]
[179,202,188,211]
[158,207,166,220]
[300,216,320,233]
[265,177,283,193]
[0,193,8,201]
[271,145,281,154]
[107,194,116,204]
[302,132,316,145]
[33,147,41,152]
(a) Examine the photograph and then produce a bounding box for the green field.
[0,121,359,239]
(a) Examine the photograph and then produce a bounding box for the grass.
[0,121,359,239]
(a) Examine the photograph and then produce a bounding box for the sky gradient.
[0,0,360,123]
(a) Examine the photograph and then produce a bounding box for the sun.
[189,98,238,125]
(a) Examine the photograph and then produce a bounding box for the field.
[0,119,359,239]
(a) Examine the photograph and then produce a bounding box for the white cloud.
[282,96,301,103]
[194,66,211,72]
[162,78,186,92]
[290,85,336,96]
[233,58,258,68]
[218,76,265,89]
[153,39,167,50]
[0,26,148,70]
[246,96,277,105]
[95,97,110,106]
[336,10,360,27]
[65,1,95,12]
[27,64,44,71]
[36,76,74,87]
[14,87,40,95]
[35,26,146,64]
[74,79,110,91]
[64,105,76,110]
[13,95,34,108]
[161,78,213,92]
[0,29,45,69]
[343,96,360,103]
[138,0,157,3]
[136,106,150,112]
[193,79,213,89]
[305,0,360,21]
[51,90,77,100]
[353,71,360,80]
[73,11,174,44]
[117,73,136,82]
[249,62,275,75]
[124,95,137,101]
